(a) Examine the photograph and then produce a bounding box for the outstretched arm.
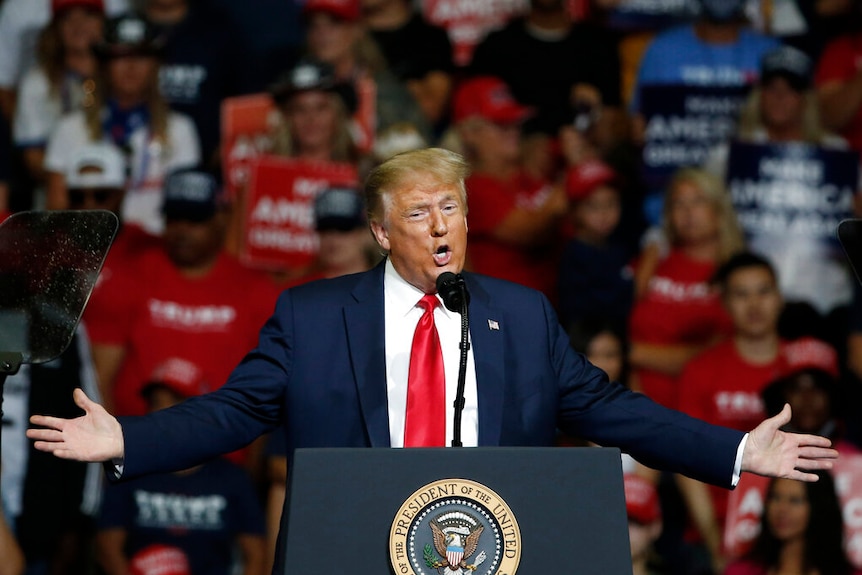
[26,388,124,462]
[742,404,838,482]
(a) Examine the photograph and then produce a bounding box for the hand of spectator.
[26,388,124,462]
[742,404,838,481]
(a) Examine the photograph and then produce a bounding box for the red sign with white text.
[422,0,528,66]
[241,157,358,271]
[221,94,277,200]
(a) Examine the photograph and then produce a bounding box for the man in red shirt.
[453,76,569,301]
[816,25,862,156]
[675,252,839,569]
[92,168,280,417]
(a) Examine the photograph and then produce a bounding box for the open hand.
[742,404,838,481]
[26,388,124,462]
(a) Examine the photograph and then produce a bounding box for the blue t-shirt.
[98,458,264,575]
[632,25,780,111]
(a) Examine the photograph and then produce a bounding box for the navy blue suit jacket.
[120,262,744,488]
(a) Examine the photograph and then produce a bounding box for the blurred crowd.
[1,0,862,573]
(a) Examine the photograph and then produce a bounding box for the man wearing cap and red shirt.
[96,357,266,575]
[93,168,279,418]
[62,142,164,406]
[455,76,570,301]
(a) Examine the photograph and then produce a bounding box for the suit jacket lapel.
[344,263,391,447]
[464,275,506,446]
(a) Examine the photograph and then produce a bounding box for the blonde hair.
[364,147,470,225]
[737,86,827,143]
[83,58,169,144]
[662,167,745,262]
[270,92,358,163]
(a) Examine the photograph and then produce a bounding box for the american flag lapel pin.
[487,319,500,331]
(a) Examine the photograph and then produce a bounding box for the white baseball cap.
[65,142,127,190]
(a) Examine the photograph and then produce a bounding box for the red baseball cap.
[624,474,661,525]
[783,337,839,378]
[303,0,361,21]
[566,159,620,201]
[142,358,208,399]
[130,545,190,575]
[452,77,532,125]
[52,0,104,14]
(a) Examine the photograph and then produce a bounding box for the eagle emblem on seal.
[423,511,487,574]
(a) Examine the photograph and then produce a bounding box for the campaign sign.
[723,473,770,560]
[640,84,749,190]
[724,455,862,568]
[423,0,528,66]
[241,157,358,270]
[726,141,859,311]
[221,94,278,200]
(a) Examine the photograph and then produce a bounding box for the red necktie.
[404,294,446,447]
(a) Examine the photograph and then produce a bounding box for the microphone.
[435,272,470,447]
[435,272,470,313]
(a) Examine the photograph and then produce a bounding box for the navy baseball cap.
[161,169,221,222]
[760,46,812,91]
[314,187,365,231]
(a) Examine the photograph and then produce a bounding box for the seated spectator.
[676,252,840,572]
[705,45,848,180]
[567,318,628,385]
[452,76,569,300]
[558,158,634,330]
[142,0,255,165]
[268,58,363,166]
[44,12,200,234]
[303,186,379,281]
[628,168,743,410]
[92,168,279,418]
[302,0,431,150]
[625,474,667,575]
[762,366,860,455]
[724,471,857,575]
[13,0,105,191]
[95,358,266,575]
[61,142,162,407]
[0,0,129,120]
[815,18,862,158]
[361,0,454,131]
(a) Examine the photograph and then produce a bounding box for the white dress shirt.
[383,260,479,448]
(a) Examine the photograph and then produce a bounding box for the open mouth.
[433,245,451,266]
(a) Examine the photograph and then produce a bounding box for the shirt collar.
[383,258,453,319]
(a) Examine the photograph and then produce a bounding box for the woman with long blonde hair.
[14,0,105,189]
[43,12,199,235]
[628,167,744,410]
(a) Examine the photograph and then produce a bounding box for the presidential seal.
[389,479,521,575]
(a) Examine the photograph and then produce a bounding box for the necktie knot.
[418,294,438,314]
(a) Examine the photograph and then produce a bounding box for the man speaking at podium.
[28,149,835,516]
